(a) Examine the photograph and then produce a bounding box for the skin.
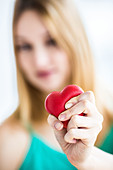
[15,10,71,93]
[48,93,113,169]
[0,10,113,170]
[48,92,104,169]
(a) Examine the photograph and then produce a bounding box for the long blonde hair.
[10,0,113,145]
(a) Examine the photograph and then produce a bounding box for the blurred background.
[0,0,113,123]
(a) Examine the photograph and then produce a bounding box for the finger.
[47,114,67,148]
[67,115,102,131]
[59,100,97,121]
[47,114,63,130]
[64,128,98,146]
[65,91,95,109]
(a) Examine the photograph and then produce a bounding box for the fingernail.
[65,103,73,109]
[70,139,77,143]
[55,123,62,130]
[59,114,66,120]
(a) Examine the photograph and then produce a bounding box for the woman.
[0,0,113,169]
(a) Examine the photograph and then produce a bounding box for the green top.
[19,132,76,170]
[19,124,113,170]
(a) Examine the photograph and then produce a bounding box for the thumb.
[47,114,67,149]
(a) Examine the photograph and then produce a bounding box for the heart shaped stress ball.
[45,85,85,128]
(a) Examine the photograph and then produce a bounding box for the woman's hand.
[47,91,103,168]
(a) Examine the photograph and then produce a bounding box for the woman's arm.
[47,91,113,170]
[78,146,113,170]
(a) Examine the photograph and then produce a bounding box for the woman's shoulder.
[0,118,30,170]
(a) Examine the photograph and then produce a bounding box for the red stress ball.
[45,85,85,128]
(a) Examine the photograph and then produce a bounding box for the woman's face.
[15,10,71,93]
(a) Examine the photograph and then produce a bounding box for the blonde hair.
[10,0,113,145]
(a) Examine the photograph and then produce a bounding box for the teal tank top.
[98,124,113,154]
[19,124,77,170]
[19,124,113,170]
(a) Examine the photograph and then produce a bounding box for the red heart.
[45,85,85,128]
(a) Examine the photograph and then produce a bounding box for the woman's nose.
[33,48,50,68]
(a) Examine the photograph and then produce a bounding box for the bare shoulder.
[0,118,30,170]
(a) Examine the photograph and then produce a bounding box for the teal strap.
[22,121,35,137]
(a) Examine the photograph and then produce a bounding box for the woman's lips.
[36,70,54,78]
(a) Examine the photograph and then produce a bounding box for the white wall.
[75,0,113,88]
[0,0,113,123]
[0,0,18,123]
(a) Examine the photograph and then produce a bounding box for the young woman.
[0,0,113,169]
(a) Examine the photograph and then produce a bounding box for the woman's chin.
[38,83,63,94]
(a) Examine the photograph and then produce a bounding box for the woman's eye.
[16,44,32,51]
[46,39,57,46]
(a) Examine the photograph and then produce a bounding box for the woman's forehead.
[15,10,50,39]
[15,11,49,36]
